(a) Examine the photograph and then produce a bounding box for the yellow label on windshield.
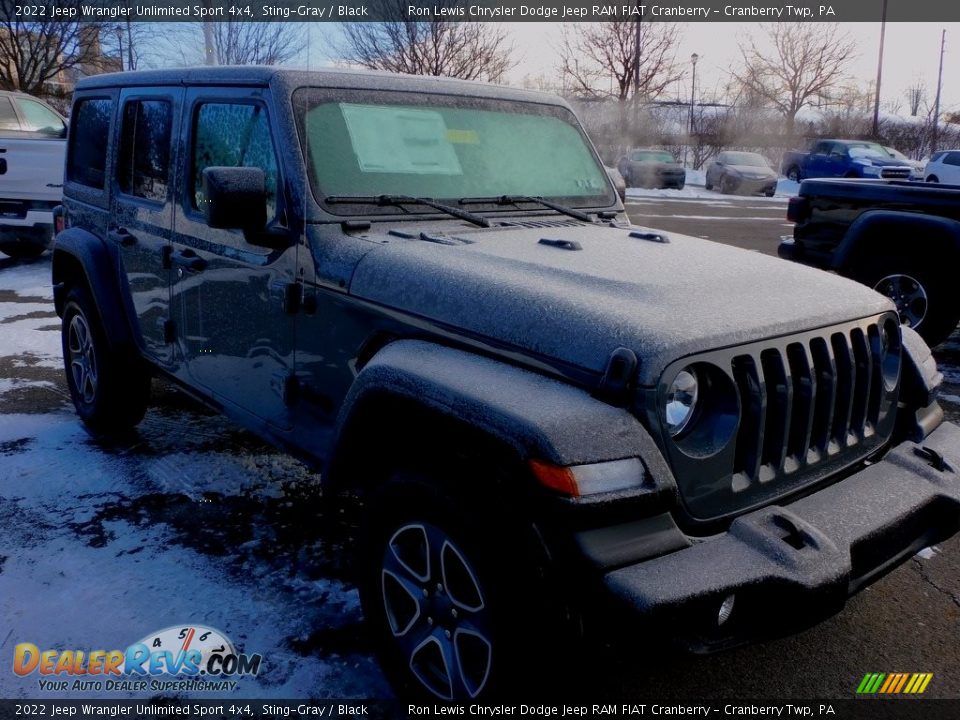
[446,129,479,144]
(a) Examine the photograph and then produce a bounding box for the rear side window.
[192,103,278,218]
[118,100,172,202]
[945,152,960,167]
[0,97,19,130]
[16,98,65,135]
[68,98,113,189]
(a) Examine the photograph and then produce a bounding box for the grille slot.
[730,321,889,488]
[880,168,910,179]
[499,219,586,229]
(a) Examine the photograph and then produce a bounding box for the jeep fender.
[832,210,960,272]
[325,339,675,495]
[52,228,137,353]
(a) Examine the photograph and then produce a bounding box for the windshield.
[722,152,768,167]
[294,88,614,214]
[848,144,889,159]
[632,151,674,163]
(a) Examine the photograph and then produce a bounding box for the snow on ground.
[0,257,392,700]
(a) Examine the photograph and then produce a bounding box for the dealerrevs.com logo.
[13,625,262,692]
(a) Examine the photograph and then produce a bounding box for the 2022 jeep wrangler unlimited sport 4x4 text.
[53,67,960,700]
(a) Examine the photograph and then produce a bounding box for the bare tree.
[161,22,304,67]
[732,23,856,135]
[209,22,303,65]
[559,21,683,102]
[337,1,514,81]
[0,3,105,95]
[904,79,927,117]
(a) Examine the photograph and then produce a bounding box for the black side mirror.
[201,166,267,231]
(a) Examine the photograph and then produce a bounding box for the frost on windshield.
[299,91,612,207]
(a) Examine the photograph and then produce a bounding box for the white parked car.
[924,150,960,184]
[0,91,67,258]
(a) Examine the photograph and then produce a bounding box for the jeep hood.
[346,223,893,386]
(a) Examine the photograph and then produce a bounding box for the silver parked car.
[705,151,778,196]
[924,149,960,184]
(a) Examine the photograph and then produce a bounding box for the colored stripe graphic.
[857,672,933,694]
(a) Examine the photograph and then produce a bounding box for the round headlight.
[665,368,699,436]
[877,318,902,391]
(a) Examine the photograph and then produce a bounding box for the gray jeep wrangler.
[53,67,960,699]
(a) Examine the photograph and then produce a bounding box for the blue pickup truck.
[781,139,913,182]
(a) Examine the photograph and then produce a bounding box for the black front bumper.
[603,421,960,651]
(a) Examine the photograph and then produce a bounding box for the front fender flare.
[327,339,675,491]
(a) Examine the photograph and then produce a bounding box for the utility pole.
[933,29,946,153]
[633,9,642,100]
[872,0,888,137]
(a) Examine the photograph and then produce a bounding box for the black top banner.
[3,0,960,23]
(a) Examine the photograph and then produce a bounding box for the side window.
[16,98,65,135]
[117,100,172,202]
[812,142,829,155]
[945,152,960,167]
[192,103,278,219]
[67,98,113,189]
[0,97,19,130]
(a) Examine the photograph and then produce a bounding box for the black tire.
[786,166,801,182]
[358,470,564,700]
[0,240,46,259]
[61,286,150,432]
[720,175,736,195]
[849,256,959,347]
[764,188,776,197]
[676,179,685,190]
[704,178,713,191]
[927,175,939,183]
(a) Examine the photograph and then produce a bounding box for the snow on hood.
[347,222,893,385]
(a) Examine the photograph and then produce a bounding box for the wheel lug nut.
[451,609,458,618]
[427,617,434,626]
[436,583,443,593]
[445,629,452,639]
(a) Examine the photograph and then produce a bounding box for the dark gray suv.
[52,67,960,700]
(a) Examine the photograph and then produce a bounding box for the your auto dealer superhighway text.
[408,706,832,717]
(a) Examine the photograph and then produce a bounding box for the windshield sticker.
[340,103,463,176]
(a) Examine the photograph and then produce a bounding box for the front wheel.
[359,473,563,699]
[786,166,801,182]
[927,175,939,183]
[850,258,959,347]
[61,286,150,432]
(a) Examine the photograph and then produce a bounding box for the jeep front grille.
[658,314,900,522]
[880,167,911,179]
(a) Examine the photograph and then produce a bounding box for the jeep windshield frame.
[293,87,616,218]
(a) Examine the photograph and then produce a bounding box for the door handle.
[109,227,136,246]
[170,249,207,272]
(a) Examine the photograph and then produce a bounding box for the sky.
[299,22,960,117]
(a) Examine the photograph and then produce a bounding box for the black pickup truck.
[780,178,960,346]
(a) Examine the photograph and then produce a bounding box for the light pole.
[872,0,888,138]
[689,53,699,136]
[933,29,946,153]
[115,27,124,72]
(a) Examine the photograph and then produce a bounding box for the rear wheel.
[720,175,736,194]
[0,240,46,259]
[927,175,939,183]
[61,286,150,432]
[786,166,801,182]
[850,256,959,347]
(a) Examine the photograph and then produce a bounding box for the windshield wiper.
[458,195,594,223]
[324,194,490,228]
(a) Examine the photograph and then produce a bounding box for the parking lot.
[2,190,960,700]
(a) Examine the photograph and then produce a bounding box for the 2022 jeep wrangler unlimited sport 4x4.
[53,67,960,699]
